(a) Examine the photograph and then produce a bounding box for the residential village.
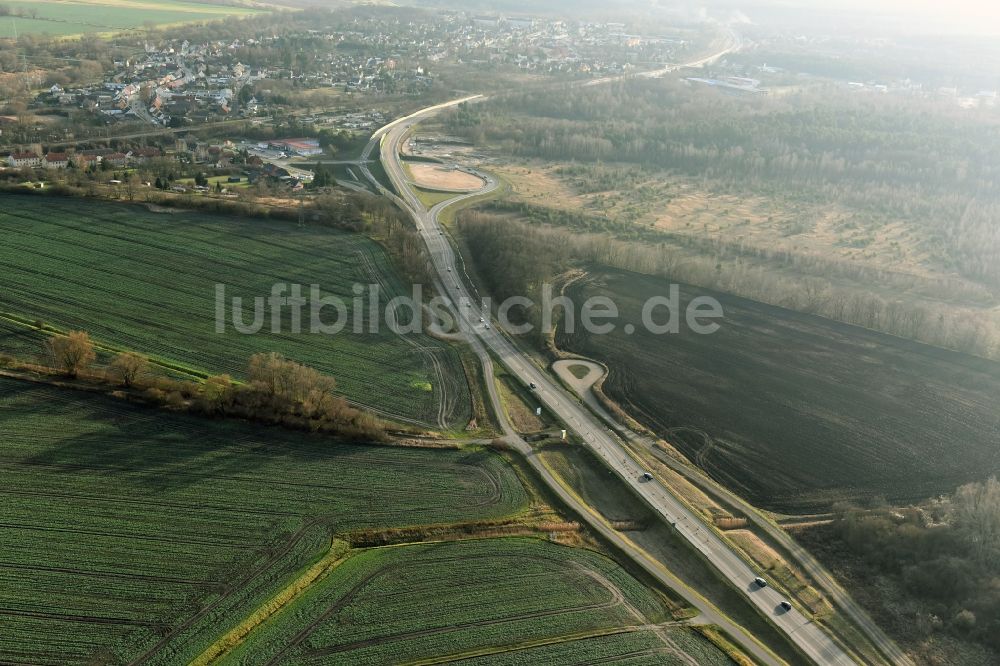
[17,12,687,132]
[0,10,691,195]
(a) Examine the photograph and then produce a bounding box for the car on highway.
[529,382,537,389]
[447,267,452,272]
[479,317,484,322]
[754,577,767,588]
[484,324,490,329]
[641,472,654,481]
[779,600,792,611]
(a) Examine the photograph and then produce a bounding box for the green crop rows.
[223,538,732,665]
[0,195,469,427]
[0,319,49,362]
[0,377,525,664]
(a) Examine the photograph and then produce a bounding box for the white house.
[7,152,41,168]
[44,153,69,169]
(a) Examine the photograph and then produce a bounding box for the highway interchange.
[373,103,854,666]
[357,30,907,666]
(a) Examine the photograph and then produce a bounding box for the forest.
[449,79,1000,358]
[448,80,1000,290]
[798,478,1000,663]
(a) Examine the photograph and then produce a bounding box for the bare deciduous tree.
[248,352,336,403]
[198,374,233,413]
[950,476,1000,567]
[46,331,96,378]
[109,351,148,387]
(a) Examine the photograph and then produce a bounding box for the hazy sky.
[682,0,1000,35]
[754,0,1000,34]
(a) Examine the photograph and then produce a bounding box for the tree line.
[446,81,1000,294]
[459,210,1000,359]
[29,330,384,440]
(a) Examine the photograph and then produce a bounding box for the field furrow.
[0,195,469,425]
[0,376,525,664]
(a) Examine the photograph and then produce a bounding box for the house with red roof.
[7,152,41,168]
[44,153,69,169]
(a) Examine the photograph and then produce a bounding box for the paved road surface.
[555,361,912,666]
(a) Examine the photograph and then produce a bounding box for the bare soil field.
[557,269,1000,513]
[409,163,484,191]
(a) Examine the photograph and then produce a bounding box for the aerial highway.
[368,126,783,666]
[360,32,884,665]
[374,123,856,666]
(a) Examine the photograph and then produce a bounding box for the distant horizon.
[696,0,1000,36]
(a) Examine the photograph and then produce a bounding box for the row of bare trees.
[46,330,146,385]
[37,331,383,440]
[459,211,1000,359]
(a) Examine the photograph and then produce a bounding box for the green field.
[0,195,469,427]
[0,376,526,664]
[0,0,264,38]
[222,538,731,666]
[0,318,49,362]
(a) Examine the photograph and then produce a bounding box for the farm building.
[134,148,162,163]
[73,154,99,169]
[8,152,41,168]
[44,153,70,169]
[104,153,129,167]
